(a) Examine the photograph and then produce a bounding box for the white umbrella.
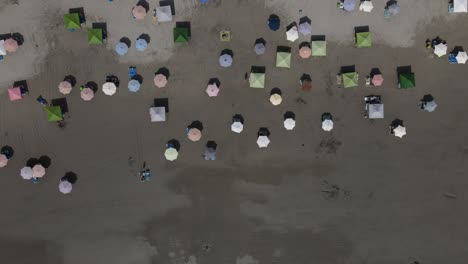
[434,43,447,57]
[231,121,243,133]
[256,136,270,148]
[359,1,373,12]
[456,51,468,64]
[20,166,33,180]
[219,54,233,67]
[59,180,73,194]
[454,0,468,12]
[298,21,312,36]
[322,119,334,131]
[424,101,438,112]
[102,82,117,96]
[156,5,173,22]
[149,107,166,122]
[394,125,407,138]
[164,147,178,161]
[286,26,299,42]
[283,118,296,130]
[0,40,7,56]
[368,104,384,119]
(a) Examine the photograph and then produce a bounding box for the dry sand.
[1,0,468,263]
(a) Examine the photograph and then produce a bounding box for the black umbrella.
[1,145,14,159]
[38,155,51,168]
[61,172,78,184]
[206,140,217,150]
[26,158,39,167]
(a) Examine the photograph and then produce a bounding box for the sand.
[1,0,468,263]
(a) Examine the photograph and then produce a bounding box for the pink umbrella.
[4,38,18,53]
[132,5,147,19]
[32,164,46,178]
[153,74,168,88]
[58,81,73,95]
[81,87,94,101]
[8,87,22,101]
[0,154,7,168]
[187,128,202,142]
[299,46,311,59]
[372,74,384,86]
[206,84,219,97]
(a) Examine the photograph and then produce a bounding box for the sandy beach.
[1,0,468,263]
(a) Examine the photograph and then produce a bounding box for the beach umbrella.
[254,43,266,55]
[149,107,166,122]
[45,106,63,122]
[399,73,415,89]
[359,1,373,12]
[1,145,14,159]
[299,46,311,58]
[132,5,147,19]
[59,180,73,194]
[356,32,372,48]
[206,83,220,97]
[231,121,244,133]
[88,28,103,44]
[0,154,7,168]
[286,26,299,42]
[156,5,173,22]
[393,125,406,138]
[128,79,141,92]
[249,72,265,88]
[298,21,312,36]
[388,3,400,15]
[342,72,358,88]
[270,93,282,106]
[302,79,312,91]
[434,43,447,57]
[114,42,128,56]
[268,15,280,31]
[32,164,46,178]
[371,74,384,86]
[174,27,189,43]
[188,128,202,142]
[256,136,270,148]
[312,40,326,56]
[102,82,117,96]
[58,81,73,95]
[284,118,296,130]
[219,54,233,67]
[135,38,148,51]
[368,103,384,119]
[153,74,168,88]
[276,51,291,68]
[4,38,18,53]
[343,0,356,11]
[454,0,468,12]
[0,40,6,56]
[204,147,216,160]
[322,119,334,131]
[64,13,81,30]
[456,51,468,64]
[80,87,94,101]
[164,147,179,161]
[424,101,438,112]
[8,87,22,101]
[20,166,33,180]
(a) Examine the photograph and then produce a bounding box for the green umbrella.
[64,13,80,30]
[399,73,415,89]
[312,40,326,56]
[356,32,372,48]
[342,72,358,88]
[276,51,291,68]
[249,73,265,88]
[46,106,63,122]
[173,28,189,43]
[88,28,103,45]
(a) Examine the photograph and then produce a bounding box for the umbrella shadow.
[311,35,326,41]
[206,140,217,150]
[321,112,333,121]
[232,114,244,124]
[26,158,39,167]
[286,22,297,31]
[300,73,312,82]
[251,66,266,74]
[119,37,131,48]
[257,127,271,137]
[176,22,191,37]
[13,80,29,93]
[154,98,169,112]
[62,171,78,184]
[299,16,311,25]
[85,81,98,92]
[167,139,181,151]
[208,78,221,87]
[188,120,204,131]
[396,65,412,75]
[299,41,311,49]
[136,0,150,12]
[38,155,51,168]
[106,75,120,87]
[385,0,398,8]
[370,68,381,77]
[254,38,266,46]
[1,145,14,159]
[422,94,434,102]
[284,111,295,120]
[340,65,356,73]
[220,49,233,57]
[390,119,404,128]
[63,75,77,87]
[270,87,282,95]
[354,25,370,34]
[160,0,176,15]
[51,98,69,114]
[69,7,86,23]
[12,32,24,46]
[451,46,464,54]
[0,33,12,40]
[277,46,291,53]
[132,74,144,84]
[138,34,151,43]
[268,14,279,21]
[155,67,170,79]
[92,22,107,39]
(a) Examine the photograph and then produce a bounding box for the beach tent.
[249,72,265,88]
[276,51,291,68]
[456,51,468,64]
[128,79,141,92]
[32,164,46,178]
[434,43,447,57]
[154,74,168,88]
[454,0,468,12]
[0,40,6,56]
[393,125,406,138]
[256,136,270,148]
[312,40,326,56]
[219,54,233,67]
[206,83,220,97]
[268,15,280,31]
[20,166,33,180]
[174,27,189,43]
[136,38,148,51]
[64,13,80,30]
[188,128,202,142]
[322,119,334,131]
[102,82,117,96]
[156,5,173,22]
[46,106,63,122]
[132,5,147,19]
[284,118,296,130]
[359,1,373,12]
[114,42,128,55]
[149,107,166,122]
[371,74,384,86]
[4,38,18,53]
[342,72,358,88]
[59,181,73,194]
[299,46,311,58]
[88,28,103,44]
[356,32,372,48]
[58,81,73,95]
[399,73,415,89]
[164,147,178,161]
[286,26,299,42]
[343,0,356,11]
[368,104,384,119]
[8,87,22,101]
[298,21,312,36]
[81,87,94,101]
[0,154,7,168]
[231,121,243,133]
[254,42,266,55]
[270,93,282,106]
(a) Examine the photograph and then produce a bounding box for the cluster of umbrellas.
[285,18,312,42]
[20,156,51,182]
[0,146,14,168]
[164,139,218,161]
[58,172,78,194]
[115,35,150,55]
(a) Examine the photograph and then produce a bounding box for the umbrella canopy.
[115,42,128,56]
[276,51,291,68]
[188,128,202,142]
[424,101,438,112]
[256,136,270,148]
[298,21,312,36]
[254,43,266,55]
[58,81,73,95]
[231,121,244,133]
[64,13,80,30]
[156,5,173,22]
[204,147,216,160]
[371,74,384,86]
[299,46,311,58]
[268,16,280,31]
[456,51,468,64]
[136,38,148,51]
[149,107,166,122]
[322,119,334,131]
[393,125,406,138]
[286,26,299,42]
[46,106,63,121]
[284,118,296,130]
[249,72,265,88]
[270,93,282,106]
[368,103,384,119]
[32,164,46,178]
[359,1,373,12]
[343,0,356,11]
[342,72,358,88]
[206,83,220,97]
[4,38,18,53]
[8,87,22,101]
[153,74,168,88]
[80,87,94,101]
[132,5,147,19]
[434,43,447,57]
[0,40,6,55]
[0,154,7,168]
[454,0,468,12]
[164,147,179,161]
[312,40,326,56]
[88,29,103,44]
[20,166,33,180]
[399,73,415,89]
[128,79,141,92]
[102,82,117,96]
[174,28,189,43]
[356,32,372,48]
[219,54,233,67]
[387,3,400,15]
[59,180,73,194]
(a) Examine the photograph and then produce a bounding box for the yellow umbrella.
[270,93,282,106]
[164,147,179,161]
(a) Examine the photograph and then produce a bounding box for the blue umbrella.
[114,42,128,56]
[268,16,280,31]
[135,38,148,51]
[343,0,356,11]
[219,54,233,67]
[128,79,141,92]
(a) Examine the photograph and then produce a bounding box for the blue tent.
[114,42,128,56]
[128,79,141,92]
[268,15,280,31]
[135,38,148,51]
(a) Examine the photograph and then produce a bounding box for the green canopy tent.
[173,28,189,43]
[88,28,103,44]
[399,73,415,89]
[64,13,81,30]
[356,32,372,48]
[276,51,291,68]
[46,106,63,122]
[249,73,265,88]
[342,72,358,88]
[312,40,326,56]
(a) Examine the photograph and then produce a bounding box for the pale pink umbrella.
[4,38,18,53]
[8,87,22,101]
[372,74,384,86]
[153,74,168,88]
[0,154,7,168]
[58,81,73,95]
[187,128,202,142]
[132,5,147,19]
[299,46,311,58]
[206,84,219,97]
[80,87,94,101]
[32,164,46,178]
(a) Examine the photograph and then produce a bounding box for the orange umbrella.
[58,81,72,95]
[4,38,18,53]
[132,5,147,19]
[299,46,311,58]
[187,128,202,142]
[80,87,94,101]
[153,74,168,88]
